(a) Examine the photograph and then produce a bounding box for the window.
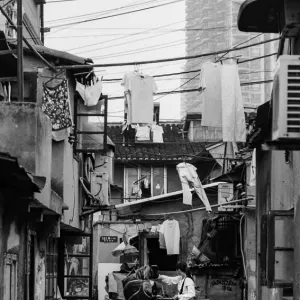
[124,166,167,202]
[46,237,59,300]
[61,235,92,299]
[4,253,18,300]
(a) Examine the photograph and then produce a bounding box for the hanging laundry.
[122,122,136,144]
[122,72,157,124]
[42,79,72,131]
[141,178,151,198]
[136,125,150,141]
[176,162,212,211]
[158,219,180,255]
[151,124,164,143]
[131,182,142,198]
[76,78,102,106]
[249,149,256,187]
[200,62,223,127]
[2,82,8,102]
[221,63,246,142]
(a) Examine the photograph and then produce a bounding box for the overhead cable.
[50,0,184,28]
[55,37,280,70]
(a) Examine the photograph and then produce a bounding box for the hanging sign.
[100,236,118,243]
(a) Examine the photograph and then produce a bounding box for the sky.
[44,0,186,122]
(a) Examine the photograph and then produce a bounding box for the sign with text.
[100,236,118,243]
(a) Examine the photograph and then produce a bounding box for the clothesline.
[107,80,273,100]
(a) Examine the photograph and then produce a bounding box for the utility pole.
[17,0,24,102]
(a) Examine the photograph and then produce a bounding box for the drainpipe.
[40,3,44,44]
[17,0,24,101]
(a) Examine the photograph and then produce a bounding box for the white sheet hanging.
[221,63,246,142]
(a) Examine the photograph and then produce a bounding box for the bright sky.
[44,0,186,122]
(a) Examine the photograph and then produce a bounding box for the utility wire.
[55,37,280,70]
[46,0,169,23]
[50,0,184,28]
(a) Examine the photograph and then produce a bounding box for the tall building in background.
[181,0,278,118]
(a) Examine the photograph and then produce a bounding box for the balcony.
[0,102,52,208]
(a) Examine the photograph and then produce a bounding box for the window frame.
[45,237,59,300]
[123,165,167,202]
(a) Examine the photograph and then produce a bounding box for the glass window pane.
[65,236,90,255]
[153,167,164,196]
[65,277,89,297]
[125,167,138,201]
[65,257,90,276]
[140,167,151,198]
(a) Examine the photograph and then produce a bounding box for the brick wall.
[181,0,278,118]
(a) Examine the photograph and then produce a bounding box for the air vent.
[272,55,300,142]
[287,65,300,133]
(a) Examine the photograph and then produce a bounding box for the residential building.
[181,0,278,118]
[0,2,109,299]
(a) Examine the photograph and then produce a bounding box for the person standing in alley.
[158,262,195,300]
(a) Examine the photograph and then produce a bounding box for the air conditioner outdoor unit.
[90,172,109,206]
[272,55,300,142]
[218,183,234,211]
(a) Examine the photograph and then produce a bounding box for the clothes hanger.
[45,69,65,85]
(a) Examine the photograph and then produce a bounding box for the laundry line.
[53,37,280,70]
[106,80,273,100]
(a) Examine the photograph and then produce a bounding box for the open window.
[124,166,167,202]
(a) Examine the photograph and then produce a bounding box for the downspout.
[40,3,44,44]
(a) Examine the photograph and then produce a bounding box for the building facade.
[181,0,278,118]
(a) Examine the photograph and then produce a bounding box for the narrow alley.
[0,0,299,300]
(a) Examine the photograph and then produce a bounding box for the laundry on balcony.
[42,79,73,131]
[75,75,103,107]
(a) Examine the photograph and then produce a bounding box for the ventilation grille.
[287,65,300,133]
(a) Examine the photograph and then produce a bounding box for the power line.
[50,0,184,28]
[46,0,168,23]
[56,37,280,70]
[74,26,234,55]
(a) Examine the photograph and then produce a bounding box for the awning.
[115,182,224,217]
[0,152,45,193]
[237,0,280,33]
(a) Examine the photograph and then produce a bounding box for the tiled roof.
[108,123,212,161]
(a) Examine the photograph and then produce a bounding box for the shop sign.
[100,236,118,243]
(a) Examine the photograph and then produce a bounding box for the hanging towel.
[136,125,150,141]
[176,162,212,211]
[122,72,157,124]
[249,149,256,186]
[159,219,180,255]
[201,62,223,127]
[76,79,102,107]
[221,63,246,142]
[42,79,72,131]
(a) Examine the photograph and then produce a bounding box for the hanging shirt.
[221,63,246,142]
[200,62,223,127]
[42,79,72,131]
[151,125,164,143]
[76,79,102,107]
[136,126,150,141]
[158,275,195,300]
[159,219,180,255]
[122,72,157,124]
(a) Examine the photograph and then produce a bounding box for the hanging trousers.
[176,162,212,211]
